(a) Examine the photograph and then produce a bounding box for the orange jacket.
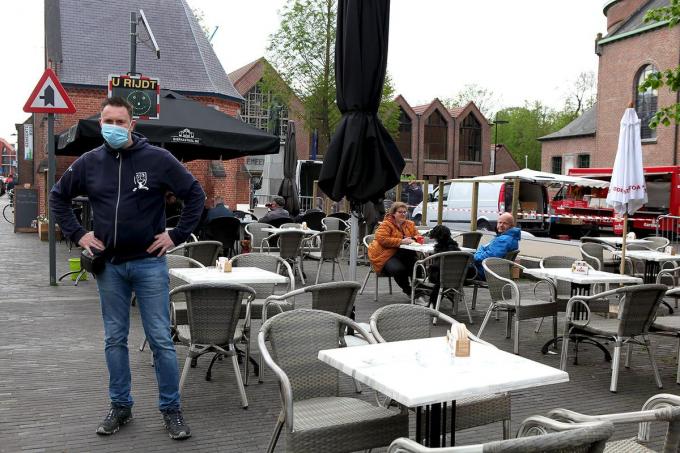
[368,215,418,274]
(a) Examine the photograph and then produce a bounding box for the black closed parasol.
[56,90,280,161]
[318,0,404,280]
[278,121,300,217]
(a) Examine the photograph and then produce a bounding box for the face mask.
[101,124,130,149]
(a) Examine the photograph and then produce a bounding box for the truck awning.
[473,168,609,188]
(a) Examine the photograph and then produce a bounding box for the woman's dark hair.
[430,225,459,253]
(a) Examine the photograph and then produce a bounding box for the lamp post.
[491,117,509,174]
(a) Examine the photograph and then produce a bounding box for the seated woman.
[425,225,460,307]
[368,202,419,296]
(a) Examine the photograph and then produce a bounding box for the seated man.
[205,196,234,223]
[473,212,521,279]
[259,196,290,224]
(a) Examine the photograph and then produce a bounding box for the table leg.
[428,403,442,448]
[416,407,422,443]
[645,261,659,284]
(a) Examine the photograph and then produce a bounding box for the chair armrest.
[516,415,610,437]
[531,277,557,302]
[564,297,593,328]
[257,331,294,431]
[262,289,305,323]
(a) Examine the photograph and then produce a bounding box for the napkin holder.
[447,324,470,357]
[571,260,589,275]
[216,258,232,272]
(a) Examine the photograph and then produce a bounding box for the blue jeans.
[96,256,180,412]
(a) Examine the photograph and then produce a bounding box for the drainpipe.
[674,34,680,166]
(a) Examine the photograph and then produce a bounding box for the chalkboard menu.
[14,188,39,233]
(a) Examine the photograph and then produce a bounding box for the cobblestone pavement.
[0,194,678,452]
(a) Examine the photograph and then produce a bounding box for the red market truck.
[549,165,680,239]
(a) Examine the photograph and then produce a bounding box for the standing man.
[50,97,205,440]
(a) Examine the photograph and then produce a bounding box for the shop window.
[424,111,447,160]
[459,114,482,161]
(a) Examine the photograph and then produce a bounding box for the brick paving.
[0,194,678,452]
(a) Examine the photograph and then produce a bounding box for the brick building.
[393,96,496,184]
[24,0,252,215]
[0,138,16,178]
[540,0,680,173]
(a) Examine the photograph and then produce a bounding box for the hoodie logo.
[133,172,149,191]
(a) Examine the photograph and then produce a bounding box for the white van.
[411,180,550,236]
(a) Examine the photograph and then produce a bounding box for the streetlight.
[491,117,509,174]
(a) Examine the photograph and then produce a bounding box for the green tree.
[263,0,399,152]
[641,0,680,127]
[562,71,596,117]
[443,84,499,119]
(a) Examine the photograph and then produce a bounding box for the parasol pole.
[349,202,359,281]
[619,211,628,276]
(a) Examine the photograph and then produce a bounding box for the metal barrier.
[656,215,680,244]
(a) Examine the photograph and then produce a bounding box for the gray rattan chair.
[259,309,409,453]
[370,304,511,439]
[231,253,295,385]
[322,216,349,232]
[468,249,519,310]
[303,230,348,284]
[281,222,302,229]
[360,234,393,301]
[478,258,559,355]
[264,229,307,284]
[651,287,680,384]
[388,419,614,452]
[560,284,666,392]
[644,235,670,251]
[410,251,475,324]
[245,222,274,252]
[138,255,205,353]
[168,240,223,267]
[173,282,256,408]
[580,242,620,273]
[546,393,680,453]
[453,231,483,249]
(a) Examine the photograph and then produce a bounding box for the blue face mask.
[101,123,130,149]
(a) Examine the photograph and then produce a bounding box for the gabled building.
[540,0,680,173]
[29,0,250,213]
[393,96,492,183]
[0,138,16,177]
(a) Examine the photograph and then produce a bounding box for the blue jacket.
[205,203,234,223]
[50,134,205,263]
[473,227,521,279]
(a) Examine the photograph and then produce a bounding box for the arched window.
[459,114,482,161]
[424,110,447,160]
[395,108,412,159]
[635,64,658,140]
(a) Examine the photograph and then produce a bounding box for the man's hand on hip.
[147,231,176,256]
[78,231,105,254]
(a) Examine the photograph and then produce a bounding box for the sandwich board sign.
[23,68,76,114]
[108,74,160,119]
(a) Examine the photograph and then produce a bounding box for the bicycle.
[3,189,14,224]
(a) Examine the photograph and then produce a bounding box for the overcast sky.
[1,0,606,143]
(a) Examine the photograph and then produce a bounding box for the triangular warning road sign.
[23,68,76,114]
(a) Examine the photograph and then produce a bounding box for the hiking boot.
[96,405,132,435]
[162,410,191,440]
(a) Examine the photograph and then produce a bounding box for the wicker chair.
[651,287,680,384]
[245,222,274,252]
[203,216,242,257]
[297,210,326,231]
[545,393,680,452]
[303,230,349,284]
[259,309,409,453]
[264,229,307,284]
[453,231,483,249]
[468,249,519,310]
[560,284,666,392]
[359,234,393,301]
[231,253,295,385]
[478,258,559,355]
[644,235,670,251]
[168,240,223,267]
[173,282,256,408]
[267,217,295,228]
[370,304,511,439]
[388,419,614,452]
[322,216,350,232]
[580,242,619,273]
[281,222,302,229]
[410,251,475,324]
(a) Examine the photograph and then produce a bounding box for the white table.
[400,243,475,254]
[319,337,568,446]
[524,267,642,287]
[169,266,289,285]
[612,250,680,283]
[593,237,652,246]
[261,227,319,235]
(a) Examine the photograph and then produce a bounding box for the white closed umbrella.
[606,107,647,273]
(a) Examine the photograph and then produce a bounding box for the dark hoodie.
[50,134,205,263]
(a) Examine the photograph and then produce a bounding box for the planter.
[38,222,62,241]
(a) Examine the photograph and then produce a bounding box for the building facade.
[540,0,680,172]
[393,96,497,184]
[0,138,16,178]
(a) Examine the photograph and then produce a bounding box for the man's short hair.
[214,196,224,205]
[101,97,133,119]
[272,196,286,207]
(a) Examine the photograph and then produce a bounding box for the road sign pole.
[48,113,57,285]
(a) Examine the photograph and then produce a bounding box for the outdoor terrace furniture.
[266,217,295,228]
[478,257,559,355]
[359,234,393,301]
[560,284,666,393]
[280,222,302,229]
[258,308,409,453]
[644,235,670,251]
[410,251,474,324]
[468,249,519,311]
[545,393,680,453]
[231,253,294,385]
[453,231,483,249]
[328,212,351,222]
[580,242,620,273]
[657,266,680,309]
[387,419,614,452]
[263,229,307,284]
[296,209,325,231]
[245,222,273,252]
[322,216,350,232]
[370,304,511,439]
[203,216,241,257]
[302,230,348,284]
[233,209,257,221]
[538,255,609,314]
[173,282,256,409]
[168,240,223,267]
[651,288,680,384]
